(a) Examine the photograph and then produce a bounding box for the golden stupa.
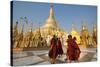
[92,24,97,48]
[34,5,66,38]
[71,24,81,44]
[80,24,89,48]
[12,4,97,49]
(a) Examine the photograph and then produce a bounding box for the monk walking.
[57,38,64,57]
[73,37,81,62]
[66,35,75,63]
[48,35,58,64]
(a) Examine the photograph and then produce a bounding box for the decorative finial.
[16,21,18,24]
[50,3,53,7]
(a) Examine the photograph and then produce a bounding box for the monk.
[48,35,58,64]
[73,37,81,62]
[57,38,64,57]
[66,35,75,63]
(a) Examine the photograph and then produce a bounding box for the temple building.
[12,21,19,48]
[41,5,58,37]
[12,4,97,49]
[33,5,65,39]
[71,24,81,44]
[80,24,89,48]
[92,24,97,47]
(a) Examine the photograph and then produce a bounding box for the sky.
[12,1,97,34]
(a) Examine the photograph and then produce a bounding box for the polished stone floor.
[12,48,97,66]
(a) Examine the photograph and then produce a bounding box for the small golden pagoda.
[80,24,89,48]
[13,21,19,48]
[71,24,81,44]
[92,24,97,48]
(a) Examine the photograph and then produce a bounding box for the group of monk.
[48,35,81,64]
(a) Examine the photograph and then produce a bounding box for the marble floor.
[12,48,97,66]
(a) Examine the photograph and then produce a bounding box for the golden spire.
[81,20,87,31]
[71,24,80,44]
[29,22,33,32]
[81,19,87,31]
[93,24,97,32]
[14,21,18,29]
[13,21,18,34]
[21,23,24,33]
[72,23,76,31]
[82,25,87,30]
[42,4,57,29]
[49,3,54,18]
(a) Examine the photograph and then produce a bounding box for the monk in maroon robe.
[48,35,58,64]
[73,37,81,62]
[57,38,64,57]
[66,35,75,63]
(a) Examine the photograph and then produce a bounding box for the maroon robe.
[73,40,81,60]
[49,38,58,59]
[57,39,63,55]
[67,39,75,60]
[67,39,81,61]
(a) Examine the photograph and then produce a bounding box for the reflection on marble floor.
[12,48,97,66]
